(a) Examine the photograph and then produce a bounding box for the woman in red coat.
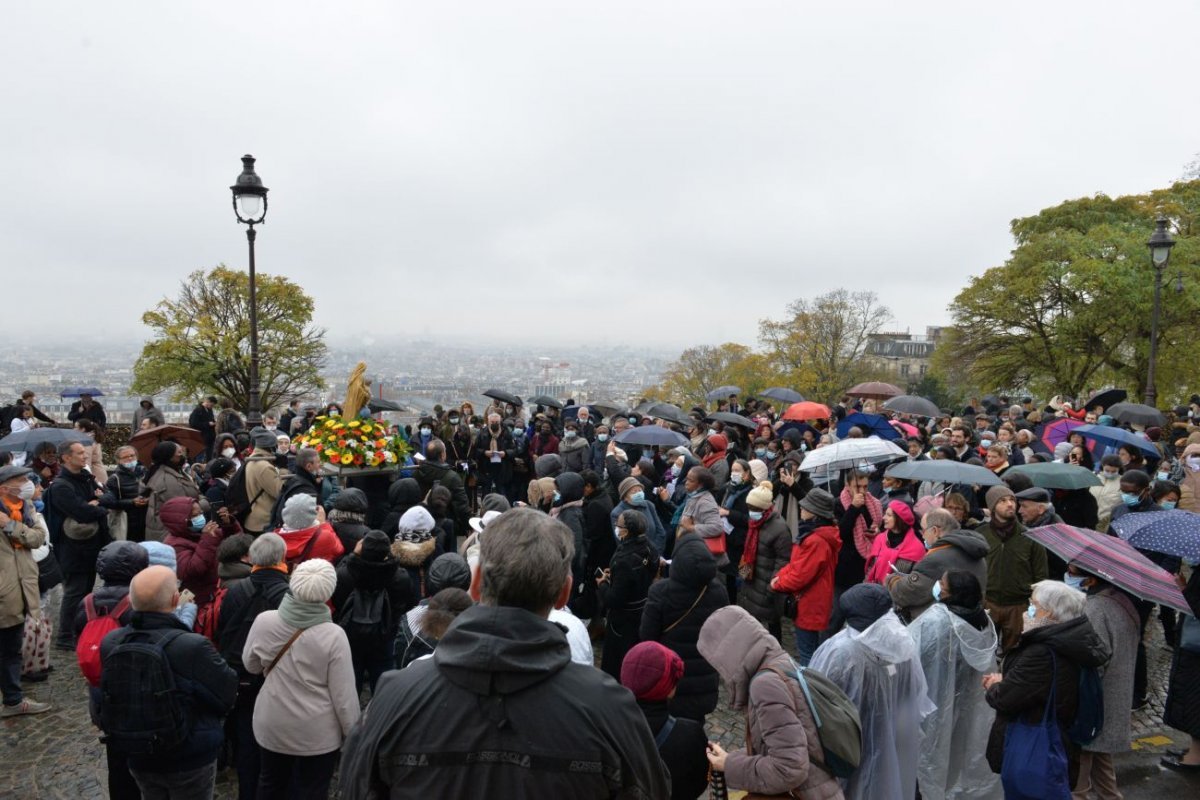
[770,487,840,666]
[161,495,240,608]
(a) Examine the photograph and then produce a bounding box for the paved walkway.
[1,606,1194,798]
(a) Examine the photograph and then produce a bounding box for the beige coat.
[1177,443,1200,513]
[86,442,108,486]
[243,452,283,534]
[0,507,47,628]
[242,610,360,756]
[142,466,200,542]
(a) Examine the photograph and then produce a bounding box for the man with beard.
[978,485,1047,653]
[474,413,515,501]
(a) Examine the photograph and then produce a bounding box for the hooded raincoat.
[809,610,934,800]
[907,603,1002,800]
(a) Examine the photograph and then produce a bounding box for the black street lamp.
[1144,215,1175,408]
[230,155,269,428]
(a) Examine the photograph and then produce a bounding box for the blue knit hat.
[139,541,177,571]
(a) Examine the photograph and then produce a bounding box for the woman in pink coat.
[865,501,925,584]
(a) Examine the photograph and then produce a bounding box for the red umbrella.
[782,401,831,421]
[1024,523,1190,613]
[846,381,902,400]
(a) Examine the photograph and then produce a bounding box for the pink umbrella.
[891,420,919,438]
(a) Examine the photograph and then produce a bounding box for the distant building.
[867,327,942,384]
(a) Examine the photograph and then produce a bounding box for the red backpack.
[194,585,228,644]
[77,594,131,687]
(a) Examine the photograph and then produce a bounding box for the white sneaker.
[0,699,51,717]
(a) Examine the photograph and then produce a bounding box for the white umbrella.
[798,436,906,473]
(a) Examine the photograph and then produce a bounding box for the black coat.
[189,404,216,445]
[414,461,470,535]
[599,535,659,678]
[269,469,321,529]
[720,482,753,573]
[737,511,791,625]
[105,464,148,540]
[833,499,871,590]
[331,554,414,642]
[72,542,149,637]
[215,568,289,671]
[100,611,237,773]
[47,467,111,574]
[639,534,729,721]
[1056,488,1099,531]
[472,426,517,484]
[1164,568,1200,737]
[985,615,1111,781]
[638,700,710,800]
[68,399,106,428]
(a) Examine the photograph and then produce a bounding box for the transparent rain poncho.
[810,610,935,800]
[908,603,1003,800]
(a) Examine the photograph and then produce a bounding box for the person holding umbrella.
[66,392,106,430]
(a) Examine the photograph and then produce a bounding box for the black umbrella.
[0,428,93,453]
[883,395,941,418]
[647,402,692,427]
[614,426,690,448]
[705,385,742,401]
[367,398,404,413]
[1087,389,1127,412]
[482,389,522,406]
[706,411,756,429]
[587,401,626,417]
[1105,402,1165,428]
[884,459,1004,487]
[528,394,563,410]
[758,387,804,404]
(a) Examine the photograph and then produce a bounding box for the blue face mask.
[1157,471,1170,482]
[764,451,777,461]
[1026,603,1037,620]
[748,510,763,521]
[597,434,609,442]
[1120,491,1141,507]
[1161,500,1177,510]
[33,499,44,513]
[1065,574,1087,591]
[755,448,767,458]
[630,491,645,505]
[931,581,942,602]
[189,514,206,531]
[553,491,561,504]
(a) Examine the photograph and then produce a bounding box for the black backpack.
[224,463,263,524]
[99,629,191,756]
[1068,665,1105,745]
[217,582,275,672]
[338,587,391,643]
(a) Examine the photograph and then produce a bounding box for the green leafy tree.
[758,289,892,403]
[652,343,778,408]
[132,266,328,410]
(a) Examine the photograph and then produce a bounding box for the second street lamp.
[1144,215,1175,408]
[230,154,269,428]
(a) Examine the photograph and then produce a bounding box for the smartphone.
[594,568,606,579]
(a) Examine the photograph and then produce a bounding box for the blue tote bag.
[1000,650,1071,800]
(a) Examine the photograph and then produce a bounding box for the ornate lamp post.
[1145,215,1175,407]
[230,155,269,427]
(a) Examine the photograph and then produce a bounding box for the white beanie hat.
[290,558,337,603]
[397,506,436,541]
[748,459,769,484]
[282,493,318,530]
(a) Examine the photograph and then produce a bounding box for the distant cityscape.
[0,340,676,424]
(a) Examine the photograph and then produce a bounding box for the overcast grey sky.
[4,2,1198,351]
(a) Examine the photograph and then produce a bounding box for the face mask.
[18,481,35,501]
[449,417,459,425]
[748,510,763,521]
[564,431,577,439]
[1065,574,1087,591]
[1102,471,1119,481]
[1026,603,1037,620]
[222,447,236,459]
[1156,470,1171,482]
[597,434,609,442]
[553,491,561,504]
[980,439,993,449]
[730,473,743,485]
[33,499,44,513]
[1188,456,1200,471]
[1120,492,1141,507]
[420,427,432,436]
[629,417,637,425]
[189,514,206,531]
[755,448,767,458]
[613,526,622,540]
[764,451,777,461]
[630,491,645,505]
[1161,500,1177,510]
[931,581,942,602]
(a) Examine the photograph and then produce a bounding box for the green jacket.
[978,519,1047,606]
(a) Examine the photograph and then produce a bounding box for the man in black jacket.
[189,396,217,460]
[339,509,670,799]
[50,440,112,650]
[67,393,106,430]
[473,414,516,500]
[215,533,290,800]
[268,447,322,529]
[416,439,470,537]
[100,565,237,798]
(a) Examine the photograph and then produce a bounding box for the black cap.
[1014,487,1051,503]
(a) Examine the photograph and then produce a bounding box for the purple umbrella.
[1024,523,1189,613]
[1037,418,1085,453]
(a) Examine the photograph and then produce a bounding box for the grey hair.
[295,447,320,470]
[478,508,573,614]
[249,532,287,567]
[1031,579,1086,622]
[922,508,960,534]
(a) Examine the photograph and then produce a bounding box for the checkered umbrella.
[1024,523,1189,613]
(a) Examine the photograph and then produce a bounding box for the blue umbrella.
[58,387,105,398]
[836,413,901,442]
[1111,510,1200,561]
[1074,424,1160,459]
[614,426,690,448]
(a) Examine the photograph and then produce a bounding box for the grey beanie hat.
[798,487,835,520]
[251,427,279,451]
[281,493,318,530]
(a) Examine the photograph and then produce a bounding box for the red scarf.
[740,506,773,577]
[702,447,726,469]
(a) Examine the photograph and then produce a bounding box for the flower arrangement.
[295,415,410,469]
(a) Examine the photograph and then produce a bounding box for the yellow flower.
[340,453,353,465]
[348,420,361,428]
[326,450,339,460]
[324,419,336,428]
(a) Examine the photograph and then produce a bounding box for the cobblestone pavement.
[1,605,1193,798]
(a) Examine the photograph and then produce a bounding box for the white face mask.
[221,447,236,459]
[17,481,35,501]
[121,460,138,470]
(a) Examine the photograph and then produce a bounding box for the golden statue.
[343,361,371,420]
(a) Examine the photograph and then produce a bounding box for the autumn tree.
[132,266,328,411]
[652,343,778,408]
[758,289,892,403]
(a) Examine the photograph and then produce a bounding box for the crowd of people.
[0,386,1198,799]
